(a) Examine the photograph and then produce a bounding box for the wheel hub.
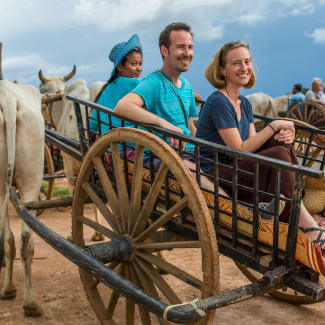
[83,235,134,263]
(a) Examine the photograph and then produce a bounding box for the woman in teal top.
[90,34,143,133]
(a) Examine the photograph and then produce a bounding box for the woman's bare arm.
[219,120,294,152]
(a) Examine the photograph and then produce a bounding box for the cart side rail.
[66,95,323,274]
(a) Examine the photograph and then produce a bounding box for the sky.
[1,0,325,100]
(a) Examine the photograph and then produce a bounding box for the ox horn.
[38,69,47,83]
[63,65,76,82]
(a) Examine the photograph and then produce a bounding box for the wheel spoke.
[111,142,129,232]
[306,110,313,124]
[128,144,144,233]
[131,162,169,237]
[125,264,135,325]
[135,241,200,250]
[303,107,307,122]
[138,302,152,324]
[296,108,303,122]
[81,182,121,234]
[93,156,120,220]
[89,277,100,289]
[106,264,125,319]
[76,215,117,239]
[135,257,181,304]
[292,113,299,120]
[134,196,188,243]
[129,262,152,324]
[131,262,167,324]
[108,261,120,270]
[137,251,202,289]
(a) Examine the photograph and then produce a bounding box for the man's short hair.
[294,83,302,92]
[312,77,322,86]
[159,22,193,58]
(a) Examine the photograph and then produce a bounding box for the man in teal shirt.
[115,22,197,145]
[115,22,226,194]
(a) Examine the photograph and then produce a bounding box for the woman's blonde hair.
[205,41,256,89]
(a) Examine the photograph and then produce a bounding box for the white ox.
[246,92,277,118]
[0,80,44,316]
[39,68,104,241]
[39,65,76,124]
[273,94,291,115]
[246,92,290,118]
[89,81,106,102]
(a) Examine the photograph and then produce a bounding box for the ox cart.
[287,100,325,129]
[8,95,325,324]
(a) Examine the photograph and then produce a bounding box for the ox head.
[38,65,76,94]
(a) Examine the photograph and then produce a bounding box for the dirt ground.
[2,201,325,325]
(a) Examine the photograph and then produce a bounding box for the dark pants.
[211,136,298,222]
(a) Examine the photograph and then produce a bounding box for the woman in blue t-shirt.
[90,34,143,134]
[196,40,325,250]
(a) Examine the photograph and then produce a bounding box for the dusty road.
[1,201,325,325]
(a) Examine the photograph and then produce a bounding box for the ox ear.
[38,69,48,84]
[63,65,76,82]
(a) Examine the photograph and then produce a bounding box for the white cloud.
[236,13,264,25]
[4,54,47,69]
[68,0,321,42]
[193,22,223,42]
[72,0,164,32]
[0,0,322,43]
[289,3,315,15]
[1,0,324,87]
[0,1,75,39]
[306,28,325,44]
[2,52,82,86]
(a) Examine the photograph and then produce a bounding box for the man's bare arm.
[188,117,196,136]
[309,97,323,104]
[115,92,184,134]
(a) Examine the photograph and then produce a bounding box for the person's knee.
[277,145,292,160]
[268,145,291,162]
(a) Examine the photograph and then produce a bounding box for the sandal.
[299,226,325,255]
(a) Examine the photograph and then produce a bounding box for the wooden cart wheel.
[287,101,325,128]
[235,262,325,304]
[72,128,219,324]
[38,143,55,216]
